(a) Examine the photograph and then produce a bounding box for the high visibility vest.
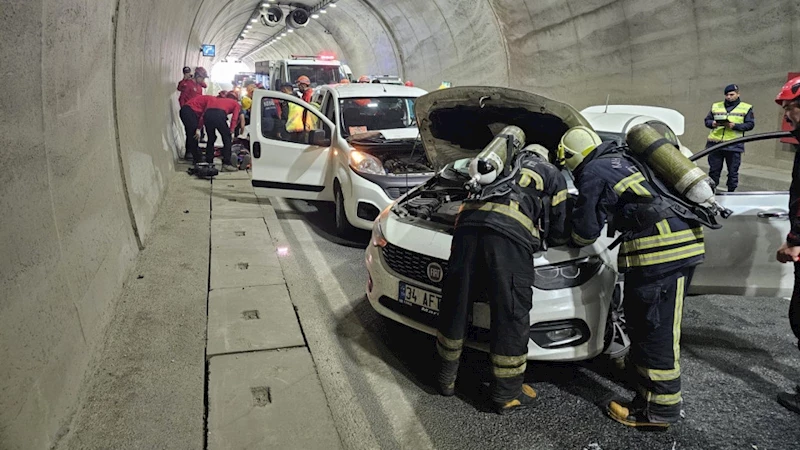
[707,101,752,143]
[286,102,319,133]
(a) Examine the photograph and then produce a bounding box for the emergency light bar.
[289,53,337,61]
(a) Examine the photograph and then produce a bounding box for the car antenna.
[604,94,610,113]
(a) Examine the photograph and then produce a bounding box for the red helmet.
[296,75,311,85]
[194,66,208,78]
[776,76,800,105]
[404,80,414,87]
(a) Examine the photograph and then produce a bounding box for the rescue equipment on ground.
[188,162,218,179]
[464,125,526,193]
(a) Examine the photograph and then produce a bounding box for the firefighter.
[434,143,569,415]
[774,75,800,415]
[561,126,705,429]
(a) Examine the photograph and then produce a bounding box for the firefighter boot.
[434,354,459,396]
[606,400,672,430]
[494,384,538,415]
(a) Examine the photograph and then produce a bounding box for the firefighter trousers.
[623,265,695,423]
[435,227,535,403]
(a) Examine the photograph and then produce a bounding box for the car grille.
[381,243,448,289]
[385,186,412,199]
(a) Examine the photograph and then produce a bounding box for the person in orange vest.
[296,75,313,103]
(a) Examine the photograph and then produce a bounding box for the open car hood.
[414,86,594,171]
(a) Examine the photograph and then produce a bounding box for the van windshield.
[287,65,345,87]
[339,97,417,137]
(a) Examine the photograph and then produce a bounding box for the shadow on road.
[272,199,371,249]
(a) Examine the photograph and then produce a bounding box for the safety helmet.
[358,75,370,83]
[194,66,208,78]
[558,126,602,171]
[775,76,800,105]
[521,144,550,162]
[404,80,414,87]
[296,75,311,85]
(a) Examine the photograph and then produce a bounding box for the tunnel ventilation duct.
[260,6,283,27]
[287,8,310,29]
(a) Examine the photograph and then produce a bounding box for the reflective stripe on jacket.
[570,143,705,275]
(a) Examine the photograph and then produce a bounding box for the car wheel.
[602,283,630,360]
[334,182,356,237]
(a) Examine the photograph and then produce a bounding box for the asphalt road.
[267,197,800,450]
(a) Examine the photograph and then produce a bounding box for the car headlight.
[533,256,603,290]
[371,219,387,247]
[350,150,386,175]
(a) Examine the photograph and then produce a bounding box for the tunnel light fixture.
[311,14,319,19]
[329,3,337,7]
[251,18,258,23]
[246,25,253,29]
[288,29,294,33]
[320,9,327,13]
[281,32,287,36]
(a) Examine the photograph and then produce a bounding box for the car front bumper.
[364,241,617,361]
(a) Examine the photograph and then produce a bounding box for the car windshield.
[339,97,417,137]
[288,65,345,88]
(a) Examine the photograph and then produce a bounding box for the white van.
[250,83,432,235]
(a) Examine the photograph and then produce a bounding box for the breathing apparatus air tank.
[626,123,717,208]
[465,125,526,193]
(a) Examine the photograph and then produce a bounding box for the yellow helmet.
[521,144,550,163]
[558,126,602,171]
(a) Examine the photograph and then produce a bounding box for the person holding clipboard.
[703,84,755,192]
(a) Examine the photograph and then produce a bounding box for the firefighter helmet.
[521,144,550,163]
[775,76,800,105]
[558,126,602,171]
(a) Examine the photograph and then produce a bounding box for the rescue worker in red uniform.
[177,66,208,107]
[203,93,241,171]
[179,94,213,164]
[296,75,313,102]
[774,76,800,415]
[434,143,568,415]
[562,126,705,429]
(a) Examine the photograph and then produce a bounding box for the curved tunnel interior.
[2,0,799,447]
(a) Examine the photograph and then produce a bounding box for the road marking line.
[274,198,435,450]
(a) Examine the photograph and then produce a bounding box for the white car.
[250,83,434,235]
[365,86,793,362]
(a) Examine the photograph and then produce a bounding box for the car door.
[250,90,336,201]
[688,134,793,297]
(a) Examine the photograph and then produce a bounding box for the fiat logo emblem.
[427,262,443,283]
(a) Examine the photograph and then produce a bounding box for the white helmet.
[558,126,602,171]
[521,144,550,162]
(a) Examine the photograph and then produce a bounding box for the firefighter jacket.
[456,152,569,253]
[570,142,705,275]
[704,99,754,152]
[787,127,800,246]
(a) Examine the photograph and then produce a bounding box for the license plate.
[398,282,441,314]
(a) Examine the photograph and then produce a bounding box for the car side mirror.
[310,129,331,147]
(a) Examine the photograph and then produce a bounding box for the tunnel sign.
[201,45,216,57]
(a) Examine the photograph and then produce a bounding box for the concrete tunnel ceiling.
[4,0,800,447]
